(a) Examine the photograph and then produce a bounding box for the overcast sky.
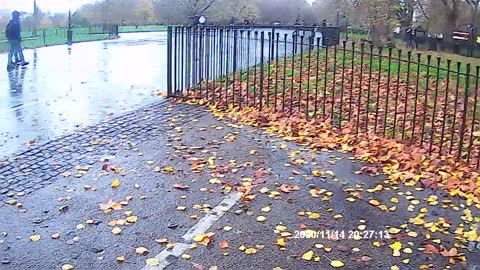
[1,0,316,14]
[0,0,98,13]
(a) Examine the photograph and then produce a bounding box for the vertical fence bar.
[246,30,251,106]
[181,27,185,94]
[356,43,365,134]
[239,30,244,108]
[274,33,280,111]
[167,26,173,97]
[374,47,383,133]
[225,29,230,105]
[450,62,462,154]
[339,41,347,124]
[253,31,258,106]
[402,51,412,139]
[174,27,178,94]
[383,48,393,137]
[439,60,452,155]
[468,66,479,163]
[290,34,296,114]
[267,32,272,107]
[306,36,312,118]
[429,57,441,154]
[392,50,402,138]
[260,31,265,111]
[205,28,211,101]
[232,29,238,107]
[458,64,471,159]
[322,43,329,119]
[331,44,338,123]
[348,42,356,123]
[314,37,320,117]
[298,36,304,113]
[420,55,432,146]
[282,34,287,112]
[365,45,374,132]
[411,53,422,142]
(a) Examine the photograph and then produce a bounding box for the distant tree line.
[1,0,479,46]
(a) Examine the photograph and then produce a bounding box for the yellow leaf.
[30,235,41,242]
[135,247,149,255]
[389,241,402,251]
[388,228,401,234]
[245,248,257,254]
[111,179,120,188]
[257,216,266,222]
[331,260,344,268]
[116,256,126,263]
[369,200,380,206]
[301,250,314,261]
[155,238,168,244]
[177,206,187,211]
[112,227,122,235]
[308,212,321,219]
[126,216,138,223]
[346,197,356,202]
[181,254,191,260]
[223,226,233,231]
[390,197,399,203]
[276,238,286,247]
[403,248,413,254]
[261,206,271,213]
[333,214,343,220]
[146,258,159,266]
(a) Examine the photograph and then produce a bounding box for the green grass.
[119,25,167,33]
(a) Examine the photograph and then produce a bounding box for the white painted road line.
[143,191,242,270]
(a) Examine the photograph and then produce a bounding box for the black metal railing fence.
[167,25,480,169]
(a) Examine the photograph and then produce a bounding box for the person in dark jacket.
[7,11,29,71]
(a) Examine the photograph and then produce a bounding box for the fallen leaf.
[112,227,122,235]
[30,235,41,242]
[219,240,229,249]
[111,179,120,188]
[146,258,159,266]
[136,247,149,255]
[62,264,74,270]
[302,250,314,261]
[331,260,344,268]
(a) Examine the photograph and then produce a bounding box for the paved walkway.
[0,32,168,158]
[0,99,478,269]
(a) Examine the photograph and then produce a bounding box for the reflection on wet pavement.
[0,32,168,158]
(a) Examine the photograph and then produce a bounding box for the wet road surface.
[0,32,168,158]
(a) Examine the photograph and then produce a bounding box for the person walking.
[6,11,29,71]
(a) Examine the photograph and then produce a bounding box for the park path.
[0,32,168,158]
[0,99,478,270]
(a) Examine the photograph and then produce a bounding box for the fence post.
[167,26,173,97]
[259,31,265,111]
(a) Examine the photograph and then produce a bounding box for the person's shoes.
[20,61,29,66]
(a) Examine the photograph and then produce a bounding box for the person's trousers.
[7,40,25,66]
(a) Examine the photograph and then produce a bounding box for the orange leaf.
[219,240,229,249]
[424,244,439,254]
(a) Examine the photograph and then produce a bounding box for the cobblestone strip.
[0,100,207,200]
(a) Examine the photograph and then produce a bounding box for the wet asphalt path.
[0,32,168,158]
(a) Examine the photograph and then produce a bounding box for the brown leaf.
[219,240,229,249]
[440,246,458,257]
[356,256,372,262]
[173,183,189,190]
[424,244,439,254]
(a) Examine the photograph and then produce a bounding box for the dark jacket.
[7,19,21,41]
